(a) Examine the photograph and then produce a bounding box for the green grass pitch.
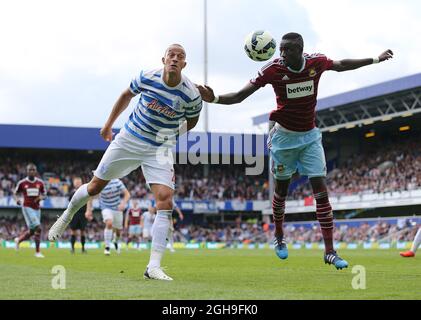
[0,248,420,300]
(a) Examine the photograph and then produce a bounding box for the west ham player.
[197,32,393,270]
[49,44,202,280]
[125,200,142,249]
[141,205,156,245]
[13,163,47,258]
[87,179,130,255]
[69,177,90,254]
[400,227,421,258]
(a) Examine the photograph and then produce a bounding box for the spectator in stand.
[1,133,421,201]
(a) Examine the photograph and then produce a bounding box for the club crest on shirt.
[173,99,182,111]
[277,164,285,173]
[309,68,317,77]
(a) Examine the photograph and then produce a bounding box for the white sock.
[104,228,113,249]
[168,229,174,249]
[147,210,171,269]
[148,250,164,269]
[411,228,421,253]
[63,184,90,222]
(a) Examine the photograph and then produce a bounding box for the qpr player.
[197,32,393,270]
[49,44,203,281]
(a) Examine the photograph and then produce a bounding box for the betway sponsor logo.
[286,80,314,99]
[26,188,40,197]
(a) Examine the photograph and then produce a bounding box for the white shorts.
[143,228,152,239]
[94,128,175,189]
[102,208,123,230]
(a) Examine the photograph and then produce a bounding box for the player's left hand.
[196,84,215,103]
[118,203,126,212]
[378,49,393,62]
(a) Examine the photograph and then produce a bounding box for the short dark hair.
[282,32,304,47]
[165,44,186,57]
[27,163,37,170]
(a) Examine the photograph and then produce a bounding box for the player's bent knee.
[88,177,109,196]
[153,188,173,210]
[274,178,290,195]
[31,226,41,235]
[309,176,327,190]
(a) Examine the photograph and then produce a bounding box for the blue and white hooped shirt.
[125,68,202,147]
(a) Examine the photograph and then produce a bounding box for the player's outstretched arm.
[196,82,260,105]
[13,191,22,206]
[330,50,393,72]
[100,88,136,142]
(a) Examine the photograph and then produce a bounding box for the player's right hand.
[196,84,215,103]
[100,126,114,142]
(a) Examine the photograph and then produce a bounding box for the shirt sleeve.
[129,70,144,95]
[250,62,275,87]
[319,55,334,71]
[14,181,22,194]
[185,95,203,119]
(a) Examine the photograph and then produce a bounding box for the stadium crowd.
[290,136,421,199]
[0,216,418,244]
[0,156,270,201]
[0,134,421,201]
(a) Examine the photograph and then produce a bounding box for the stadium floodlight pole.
[203,0,210,178]
[203,0,209,132]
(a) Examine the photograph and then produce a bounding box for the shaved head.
[162,43,187,84]
[27,163,37,171]
[165,44,186,57]
[26,163,37,179]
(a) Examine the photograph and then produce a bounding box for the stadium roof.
[252,73,421,126]
[0,124,268,156]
